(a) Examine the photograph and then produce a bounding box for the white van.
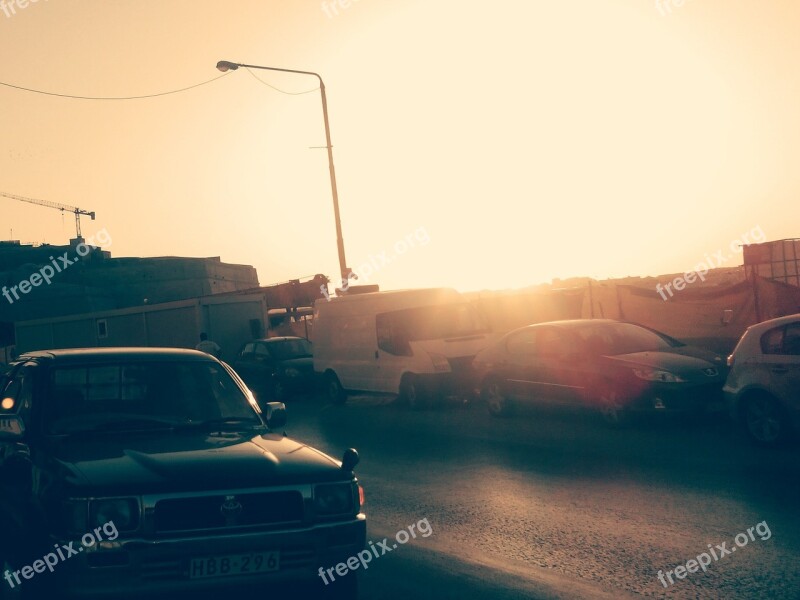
[312,288,492,407]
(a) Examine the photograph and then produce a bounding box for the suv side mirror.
[263,402,287,430]
[341,448,359,473]
[0,415,25,441]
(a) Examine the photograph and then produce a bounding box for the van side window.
[376,312,412,356]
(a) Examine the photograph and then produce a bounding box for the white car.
[724,314,800,446]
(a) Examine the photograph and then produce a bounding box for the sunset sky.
[1,0,798,293]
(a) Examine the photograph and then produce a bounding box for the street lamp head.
[216,60,240,72]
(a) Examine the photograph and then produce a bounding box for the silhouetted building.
[0,240,259,340]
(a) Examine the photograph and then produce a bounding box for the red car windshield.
[576,323,678,356]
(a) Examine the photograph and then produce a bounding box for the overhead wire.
[0,72,232,100]
[0,68,320,101]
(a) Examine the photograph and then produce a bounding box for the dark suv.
[0,348,364,599]
[232,337,317,402]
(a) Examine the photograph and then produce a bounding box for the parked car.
[724,313,800,446]
[472,319,727,424]
[0,348,364,599]
[313,288,492,408]
[231,337,317,402]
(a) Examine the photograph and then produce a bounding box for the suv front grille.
[154,491,304,533]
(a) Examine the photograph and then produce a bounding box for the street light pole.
[216,60,351,288]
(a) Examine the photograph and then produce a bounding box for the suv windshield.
[45,361,262,435]
[266,339,312,360]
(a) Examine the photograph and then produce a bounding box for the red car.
[472,319,727,425]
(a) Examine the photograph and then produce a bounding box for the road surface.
[278,393,800,599]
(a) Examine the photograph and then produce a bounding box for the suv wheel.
[744,394,789,446]
[325,373,347,405]
[483,377,511,417]
[271,380,287,402]
[0,557,13,600]
[400,374,427,409]
[1,556,28,600]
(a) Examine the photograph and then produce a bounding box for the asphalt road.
[277,393,800,600]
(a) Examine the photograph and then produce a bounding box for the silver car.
[724,314,800,446]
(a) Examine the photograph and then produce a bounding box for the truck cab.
[0,348,364,599]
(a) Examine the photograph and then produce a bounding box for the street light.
[216,60,352,288]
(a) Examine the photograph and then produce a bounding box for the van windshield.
[378,302,488,345]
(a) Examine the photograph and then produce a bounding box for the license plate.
[189,551,279,579]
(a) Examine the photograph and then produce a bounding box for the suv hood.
[45,432,348,495]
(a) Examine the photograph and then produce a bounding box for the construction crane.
[1,191,96,238]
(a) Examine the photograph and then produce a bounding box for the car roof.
[17,347,216,365]
[513,319,621,331]
[318,288,463,310]
[746,313,800,334]
[503,319,656,338]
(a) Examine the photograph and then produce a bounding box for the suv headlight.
[314,483,354,516]
[283,367,301,378]
[633,368,686,383]
[90,498,140,531]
